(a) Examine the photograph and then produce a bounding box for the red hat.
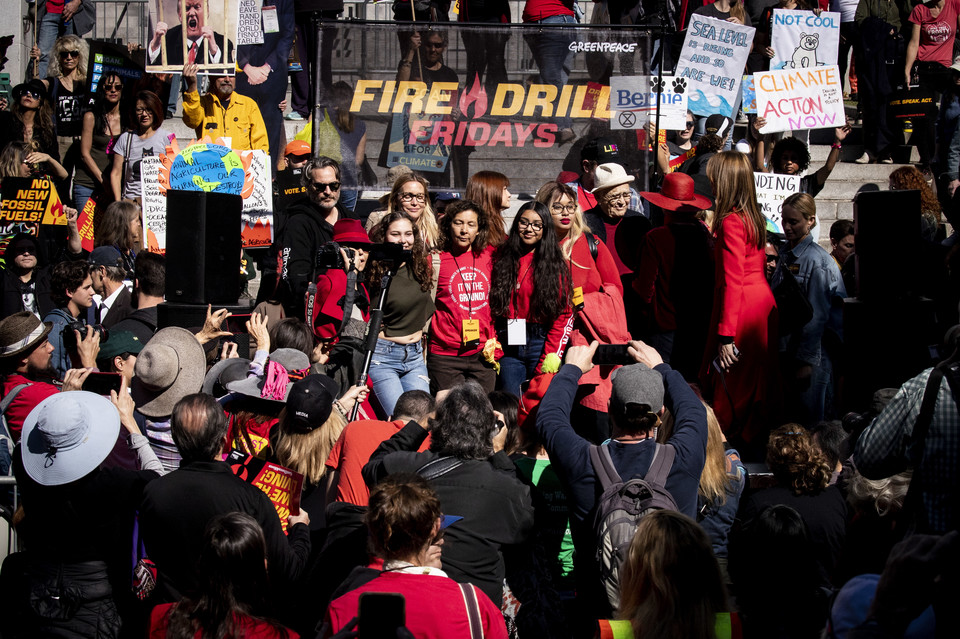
[639,172,712,213]
[332,219,371,246]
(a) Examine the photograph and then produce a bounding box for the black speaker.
[165,190,243,304]
[854,189,921,302]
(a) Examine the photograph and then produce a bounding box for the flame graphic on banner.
[157,136,255,196]
[458,74,488,119]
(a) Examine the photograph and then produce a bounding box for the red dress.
[701,213,780,444]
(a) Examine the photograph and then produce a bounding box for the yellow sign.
[0,177,66,226]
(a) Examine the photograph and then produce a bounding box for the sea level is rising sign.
[675,15,755,119]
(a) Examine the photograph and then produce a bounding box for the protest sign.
[609,76,688,131]
[141,156,166,252]
[227,451,304,534]
[236,0,264,46]
[742,75,757,114]
[0,178,66,226]
[888,89,937,120]
[770,9,841,71]
[77,194,99,253]
[675,15,755,119]
[238,150,273,248]
[755,65,845,133]
[147,0,239,74]
[755,172,800,233]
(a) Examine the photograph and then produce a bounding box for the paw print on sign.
[672,78,687,94]
[651,77,665,94]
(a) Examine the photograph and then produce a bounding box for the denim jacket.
[779,235,846,366]
[42,308,77,380]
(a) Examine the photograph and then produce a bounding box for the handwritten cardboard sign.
[675,15,755,119]
[609,76,688,131]
[236,0,264,46]
[770,9,841,71]
[238,150,273,248]
[754,172,800,233]
[0,177,65,226]
[141,156,166,252]
[755,65,845,133]
[227,450,304,534]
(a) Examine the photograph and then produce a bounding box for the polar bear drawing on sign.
[790,33,820,69]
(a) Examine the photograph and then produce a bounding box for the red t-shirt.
[2,374,59,442]
[428,245,495,357]
[149,603,298,639]
[326,419,431,506]
[911,0,960,68]
[47,0,65,15]
[522,0,575,23]
[227,415,277,457]
[507,251,574,369]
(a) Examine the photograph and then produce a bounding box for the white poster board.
[238,149,274,248]
[236,0,264,46]
[754,172,800,234]
[770,9,841,71]
[675,15,755,119]
[609,76,689,131]
[141,156,166,251]
[755,65,845,133]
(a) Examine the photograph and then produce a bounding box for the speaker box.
[165,190,243,304]
[854,189,921,302]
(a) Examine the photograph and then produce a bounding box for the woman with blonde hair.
[365,173,440,248]
[609,510,732,639]
[700,151,779,451]
[35,35,89,167]
[465,170,511,246]
[95,200,142,273]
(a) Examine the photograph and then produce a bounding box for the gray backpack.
[589,442,678,610]
[0,384,29,476]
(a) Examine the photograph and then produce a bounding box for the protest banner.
[0,178,66,227]
[227,451,304,534]
[236,0,264,46]
[742,75,757,114]
[77,194,99,253]
[770,9,841,71]
[755,65,845,133]
[141,156,166,252]
[755,172,800,233]
[888,90,937,120]
[609,76,688,131]
[675,15,755,119]
[238,150,273,248]
[147,0,239,74]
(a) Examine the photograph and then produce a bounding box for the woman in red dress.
[701,152,780,450]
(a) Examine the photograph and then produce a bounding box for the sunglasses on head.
[60,50,81,59]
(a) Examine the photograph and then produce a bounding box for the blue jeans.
[525,15,576,131]
[368,339,430,419]
[73,183,94,213]
[37,12,79,79]
[496,323,547,398]
[339,188,358,213]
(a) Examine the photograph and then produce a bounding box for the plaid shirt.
[854,367,960,534]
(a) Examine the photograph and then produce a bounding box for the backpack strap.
[458,582,484,639]
[643,443,676,488]
[1,383,30,438]
[429,251,442,302]
[589,443,623,492]
[912,367,945,446]
[417,455,464,481]
[585,232,599,262]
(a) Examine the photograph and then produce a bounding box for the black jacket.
[139,461,311,602]
[99,286,134,328]
[362,422,535,604]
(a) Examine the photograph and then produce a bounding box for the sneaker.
[880,157,893,164]
[855,151,873,164]
[285,112,304,121]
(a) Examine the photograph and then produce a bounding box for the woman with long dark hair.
[490,201,572,396]
[109,90,173,202]
[149,512,296,638]
[428,199,498,393]
[75,72,125,211]
[365,211,436,417]
[465,170,511,246]
[700,151,780,451]
[0,80,66,181]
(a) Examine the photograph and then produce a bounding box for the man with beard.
[0,312,92,445]
[147,0,233,70]
[181,63,268,152]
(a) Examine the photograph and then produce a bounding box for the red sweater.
[428,246,495,357]
[1,374,59,442]
[508,251,574,369]
[563,233,623,297]
[149,603,298,638]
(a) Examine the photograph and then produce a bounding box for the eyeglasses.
[517,219,543,231]
[765,254,778,263]
[550,203,576,214]
[103,83,122,91]
[685,121,695,129]
[311,181,341,192]
[60,50,80,59]
[399,192,426,202]
[134,108,152,115]
[603,192,631,204]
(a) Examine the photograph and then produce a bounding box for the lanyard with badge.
[452,251,480,348]
[507,260,534,346]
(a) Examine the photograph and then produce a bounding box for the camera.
[62,321,109,352]
[315,241,349,271]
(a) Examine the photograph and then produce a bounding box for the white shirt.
[99,284,125,322]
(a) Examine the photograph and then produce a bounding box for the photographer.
[43,261,101,379]
[308,220,372,344]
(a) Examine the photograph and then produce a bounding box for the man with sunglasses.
[0,234,54,320]
[262,156,360,318]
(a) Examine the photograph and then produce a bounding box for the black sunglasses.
[311,181,341,192]
[60,50,81,59]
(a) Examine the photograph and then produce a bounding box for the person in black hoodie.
[1,234,54,320]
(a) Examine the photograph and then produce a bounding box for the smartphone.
[592,344,634,366]
[226,314,251,334]
[81,372,123,396]
[358,592,405,638]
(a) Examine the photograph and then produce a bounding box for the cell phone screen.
[226,314,252,334]
[358,592,405,638]
[81,372,123,396]
[592,344,633,366]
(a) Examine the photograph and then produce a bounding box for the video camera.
[315,241,411,271]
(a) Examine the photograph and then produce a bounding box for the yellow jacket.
[182,90,269,153]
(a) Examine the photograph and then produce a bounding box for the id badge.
[262,6,280,33]
[572,286,585,311]
[507,318,527,346]
[462,319,480,347]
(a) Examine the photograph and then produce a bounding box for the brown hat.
[131,327,206,418]
[0,312,52,359]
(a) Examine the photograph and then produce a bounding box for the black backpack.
[589,442,679,610]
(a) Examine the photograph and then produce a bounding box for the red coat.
[700,213,780,443]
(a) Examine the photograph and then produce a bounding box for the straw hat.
[0,312,52,359]
[130,327,206,418]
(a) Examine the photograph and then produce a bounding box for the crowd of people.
[1,1,960,638]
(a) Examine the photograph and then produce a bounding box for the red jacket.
[428,246,495,357]
[564,233,623,298]
[2,374,59,442]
